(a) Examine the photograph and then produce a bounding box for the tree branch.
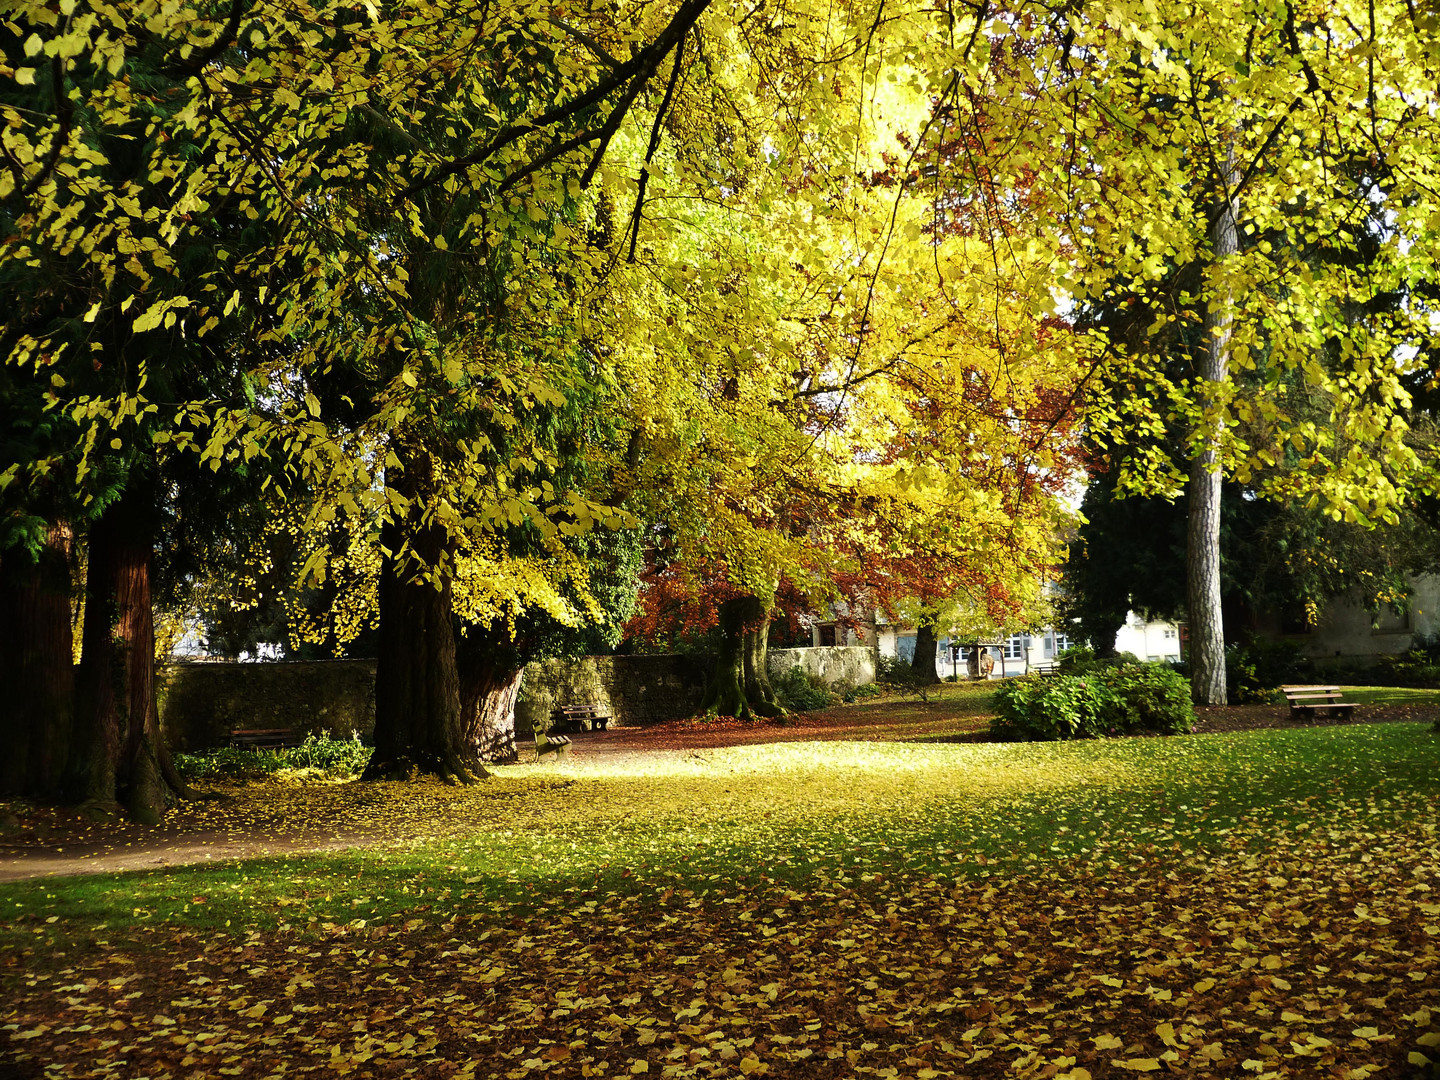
[395,0,711,205]
[15,55,75,202]
[160,0,249,79]
[547,18,620,69]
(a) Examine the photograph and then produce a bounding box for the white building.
[863,615,1181,678]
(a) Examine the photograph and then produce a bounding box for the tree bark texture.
[456,622,521,767]
[740,603,782,718]
[0,522,75,797]
[1188,159,1239,706]
[702,595,781,720]
[910,610,941,684]
[365,450,479,782]
[71,485,170,822]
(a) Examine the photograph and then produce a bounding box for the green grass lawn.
[1335,685,1440,706]
[3,721,1438,1078]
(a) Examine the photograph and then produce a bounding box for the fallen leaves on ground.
[2,722,1438,1078]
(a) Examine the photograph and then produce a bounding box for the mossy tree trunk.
[910,608,942,685]
[457,622,522,767]
[702,595,783,720]
[740,601,782,717]
[0,521,75,798]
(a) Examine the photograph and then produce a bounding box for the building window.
[1277,604,1311,635]
[1163,628,1177,640]
[818,624,837,647]
[1004,635,1026,660]
[1374,606,1410,634]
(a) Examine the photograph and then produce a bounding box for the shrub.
[1221,638,1312,703]
[992,674,1125,740]
[285,732,372,774]
[772,666,836,711]
[1057,647,1142,676]
[876,654,935,700]
[1100,664,1194,734]
[847,682,883,701]
[991,663,1194,741]
[174,746,286,780]
[1371,634,1440,687]
[174,732,373,781]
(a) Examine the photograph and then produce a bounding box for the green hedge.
[991,664,1194,741]
[174,733,372,780]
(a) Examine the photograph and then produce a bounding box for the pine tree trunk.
[911,610,941,684]
[701,595,777,720]
[456,623,521,767]
[71,485,171,822]
[1188,160,1238,706]
[0,522,75,797]
[365,449,478,782]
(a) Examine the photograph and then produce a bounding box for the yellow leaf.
[1115,1059,1161,1072]
[1093,1034,1124,1050]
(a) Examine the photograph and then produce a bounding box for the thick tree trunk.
[0,522,75,797]
[71,485,171,822]
[1188,161,1238,706]
[456,622,521,767]
[365,446,480,783]
[741,606,782,718]
[701,595,782,720]
[910,610,941,684]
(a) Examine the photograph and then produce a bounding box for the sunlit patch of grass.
[1341,684,1440,706]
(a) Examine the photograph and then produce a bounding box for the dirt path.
[2,696,1432,883]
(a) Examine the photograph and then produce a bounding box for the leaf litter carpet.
[2,713,1438,1079]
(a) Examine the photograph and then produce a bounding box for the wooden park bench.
[1030,661,1062,678]
[1282,685,1357,721]
[534,730,572,760]
[229,728,301,750]
[552,703,611,733]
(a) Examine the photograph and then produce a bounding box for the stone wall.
[515,654,709,735]
[157,660,375,751]
[158,646,877,747]
[768,645,876,688]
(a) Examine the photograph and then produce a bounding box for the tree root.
[74,798,123,822]
[361,751,490,784]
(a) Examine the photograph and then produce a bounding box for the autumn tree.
[928,0,1440,701]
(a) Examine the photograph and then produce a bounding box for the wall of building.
[1255,574,1440,664]
[1114,615,1182,663]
